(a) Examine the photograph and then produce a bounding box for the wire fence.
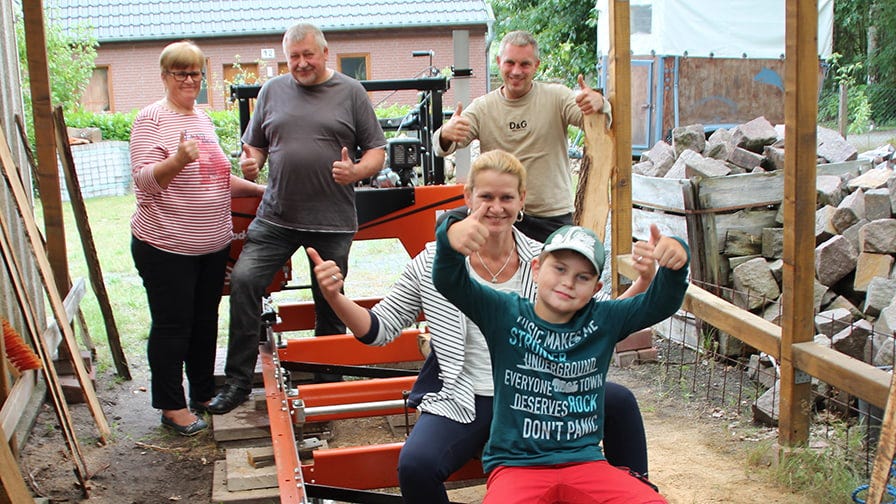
[819,84,896,135]
[638,280,894,495]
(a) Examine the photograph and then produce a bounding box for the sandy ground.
[15,355,822,504]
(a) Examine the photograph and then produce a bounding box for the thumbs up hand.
[239,143,260,181]
[447,203,490,256]
[308,247,343,299]
[574,74,606,115]
[175,130,199,166]
[633,223,688,272]
[331,147,358,185]
[439,102,472,145]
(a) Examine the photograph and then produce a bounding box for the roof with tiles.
[47,0,494,43]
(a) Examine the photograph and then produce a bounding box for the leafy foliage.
[15,8,97,124]
[490,0,598,87]
[64,108,137,141]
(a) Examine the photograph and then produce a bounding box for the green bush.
[64,108,137,141]
[206,108,241,172]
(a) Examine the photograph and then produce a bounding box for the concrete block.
[614,350,638,368]
[211,460,279,504]
[636,347,659,363]
[226,447,278,492]
[616,329,653,353]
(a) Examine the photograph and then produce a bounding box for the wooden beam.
[21,0,69,295]
[607,0,633,297]
[0,128,110,444]
[779,0,819,447]
[0,183,89,488]
[866,372,896,504]
[618,255,892,410]
[52,107,130,380]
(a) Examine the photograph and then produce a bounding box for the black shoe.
[161,415,208,437]
[206,385,250,415]
[189,400,210,414]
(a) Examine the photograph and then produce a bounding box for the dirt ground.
[14,349,823,504]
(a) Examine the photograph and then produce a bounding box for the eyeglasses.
[166,70,205,82]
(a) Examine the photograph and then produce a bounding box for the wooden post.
[866,371,896,504]
[0,129,110,444]
[778,0,818,447]
[52,108,131,380]
[606,0,633,297]
[21,0,69,296]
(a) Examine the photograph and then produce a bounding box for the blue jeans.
[396,382,648,503]
[224,218,354,390]
[131,236,229,410]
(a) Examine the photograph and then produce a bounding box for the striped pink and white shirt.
[130,101,232,255]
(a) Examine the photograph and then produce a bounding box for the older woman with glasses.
[129,40,264,436]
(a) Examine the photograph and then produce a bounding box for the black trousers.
[132,236,229,411]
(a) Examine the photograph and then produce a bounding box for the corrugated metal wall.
[0,0,45,340]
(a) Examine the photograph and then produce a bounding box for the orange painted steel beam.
[274,297,382,332]
[302,442,485,490]
[277,329,424,365]
[355,184,464,256]
[259,342,306,502]
[296,376,417,422]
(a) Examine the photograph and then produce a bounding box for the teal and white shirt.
[432,218,690,473]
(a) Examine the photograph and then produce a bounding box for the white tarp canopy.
[596,0,834,59]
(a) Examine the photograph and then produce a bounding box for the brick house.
[50,0,495,113]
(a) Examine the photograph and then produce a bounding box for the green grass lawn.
[40,194,411,375]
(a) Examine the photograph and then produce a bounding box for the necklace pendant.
[491,276,498,283]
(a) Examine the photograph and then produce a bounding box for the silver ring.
[636,256,642,263]
[331,274,339,282]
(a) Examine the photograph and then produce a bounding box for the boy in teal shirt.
[432,200,688,504]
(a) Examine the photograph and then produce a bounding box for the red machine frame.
[236,184,486,502]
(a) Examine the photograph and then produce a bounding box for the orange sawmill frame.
[252,184,487,502]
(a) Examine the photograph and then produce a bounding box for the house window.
[631,5,652,34]
[338,54,370,81]
[82,66,111,112]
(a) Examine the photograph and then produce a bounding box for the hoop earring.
[517,209,525,222]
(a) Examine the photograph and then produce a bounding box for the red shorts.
[482,460,667,504]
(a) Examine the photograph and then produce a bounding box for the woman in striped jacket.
[308,149,655,503]
[129,41,263,436]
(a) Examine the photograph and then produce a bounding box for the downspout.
[484,3,496,93]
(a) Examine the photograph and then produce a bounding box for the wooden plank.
[607,0,632,296]
[697,171,784,210]
[0,423,33,504]
[778,0,819,447]
[866,371,896,504]
[53,107,130,379]
[792,343,890,411]
[632,174,690,211]
[22,0,69,296]
[0,370,36,445]
[42,278,86,354]
[0,128,110,444]
[574,111,614,241]
[817,159,871,176]
[632,209,687,241]
[0,194,89,487]
[15,113,94,357]
[618,256,893,409]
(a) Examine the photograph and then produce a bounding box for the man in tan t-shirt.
[433,30,611,242]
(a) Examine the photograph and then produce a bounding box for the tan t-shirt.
[435,81,596,217]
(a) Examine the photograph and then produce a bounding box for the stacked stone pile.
[634,117,896,394]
